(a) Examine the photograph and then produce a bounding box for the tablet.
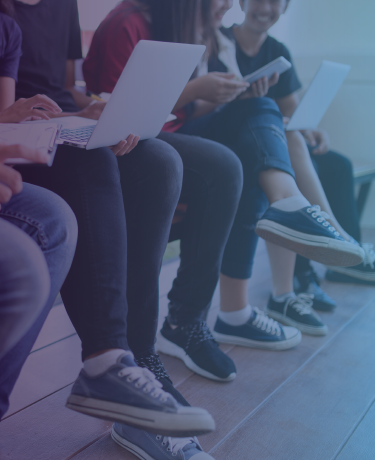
[243,56,292,85]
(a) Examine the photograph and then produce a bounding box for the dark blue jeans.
[16,141,182,361]
[0,183,77,419]
[178,97,295,280]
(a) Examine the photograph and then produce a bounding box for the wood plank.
[6,335,82,417]
[169,284,375,452]
[31,304,76,352]
[69,433,138,460]
[0,386,112,460]
[335,399,375,460]
[209,298,375,460]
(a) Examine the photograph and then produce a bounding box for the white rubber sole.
[156,332,236,382]
[256,220,364,267]
[66,395,215,437]
[111,427,210,460]
[326,265,375,282]
[265,309,328,336]
[212,327,302,351]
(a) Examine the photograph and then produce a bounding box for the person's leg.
[16,146,214,435]
[0,183,77,419]
[155,132,242,382]
[0,216,50,361]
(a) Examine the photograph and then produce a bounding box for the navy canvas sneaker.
[213,307,301,350]
[112,423,214,459]
[66,352,215,437]
[266,294,328,336]
[156,319,236,382]
[256,205,364,267]
[294,268,336,312]
[326,243,375,285]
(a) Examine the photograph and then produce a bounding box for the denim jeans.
[157,132,243,325]
[178,97,294,280]
[17,142,183,361]
[295,150,360,274]
[0,183,77,419]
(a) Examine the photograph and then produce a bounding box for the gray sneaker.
[66,351,215,437]
[112,423,215,459]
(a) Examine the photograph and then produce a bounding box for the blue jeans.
[0,183,77,419]
[17,142,183,360]
[179,97,295,279]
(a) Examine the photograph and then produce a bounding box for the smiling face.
[240,0,289,34]
[210,0,234,29]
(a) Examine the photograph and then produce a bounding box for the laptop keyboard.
[60,125,95,144]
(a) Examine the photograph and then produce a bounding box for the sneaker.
[326,243,375,285]
[156,319,236,382]
[266,294,328,336]
[294,268,336,312]
[255,205,364,267]
[135,353,190,406]
[112,423,214,459]
[66,351,215,437]
[213,307,301,350]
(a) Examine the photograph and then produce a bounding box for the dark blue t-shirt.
[210,27,301,100]
[0,12,22,81]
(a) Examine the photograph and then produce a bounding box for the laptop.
[57,40,205,149]
[285,60,351,131]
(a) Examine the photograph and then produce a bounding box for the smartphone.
[243,56,292,85]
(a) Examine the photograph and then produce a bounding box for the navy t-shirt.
[14,0,82,112]
[0,12,22,81]
[211,27,302,100]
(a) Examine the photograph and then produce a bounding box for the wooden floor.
[1,231,375,460]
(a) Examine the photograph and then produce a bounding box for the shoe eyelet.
[135,382,142,388]
[118,371,124,377]
[167,447,171,452]
[143,388,150,393]
[156,435,162,440]
[323,222,329,227]
[126,377,133,382]
[312,213,318,218]
[162,442,167,446]
[160,397,167,402]
[307,208,312,213]
[317,217,323,223]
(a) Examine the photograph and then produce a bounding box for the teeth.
[256,16,269,22]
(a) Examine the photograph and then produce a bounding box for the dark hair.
[136,0,215,52]
[0,0,15,17]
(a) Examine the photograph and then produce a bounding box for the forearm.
[66,86,93,110]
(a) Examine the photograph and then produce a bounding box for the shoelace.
[155,435,199,455]
[134,354,171,381]
[117,366,170,402]
[306,205,341,237]
[252,307,281,336]
[361,243,375,269]
[285,293,314,316]
[184,321,216,353]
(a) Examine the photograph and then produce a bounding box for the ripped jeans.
[178,97,295,279]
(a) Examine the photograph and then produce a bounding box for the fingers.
[301,130,317,147]
[0,164,22,204]
[268,72,279,87]
[110,140,128,156]
[0,144,49,163]
[124,135,139,153]
[26,94,62,114]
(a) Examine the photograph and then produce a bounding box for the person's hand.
[194,72,250,104]
[239,73,279,100]
[0,95,62,123]
[110,134,140,157]
[77,101,106,120]
[301,129,330,154]
[0,144,49,208]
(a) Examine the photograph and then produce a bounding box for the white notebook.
[1,122,61,166]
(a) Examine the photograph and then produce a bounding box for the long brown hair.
[0,0,15,17]
[136,0,216,53]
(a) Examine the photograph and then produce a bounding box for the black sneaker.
[156,319,236,382]
[326,243,375,285]
[256,205,364,267]
[294,268,336,312]
[135,353,190,407]
[66,351,215,436]
[266,294,328,336]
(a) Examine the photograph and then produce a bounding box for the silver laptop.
[58,40,205,149]
[285,60,351,131]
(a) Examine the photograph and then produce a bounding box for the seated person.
[227,0,375,298]
[82,0,362,387]
[2,0,216,446]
